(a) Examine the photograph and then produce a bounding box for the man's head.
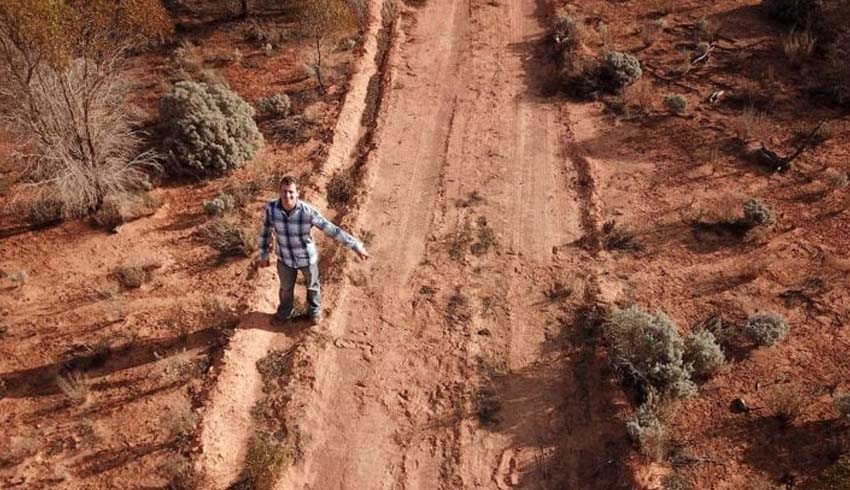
[279,175,299,211]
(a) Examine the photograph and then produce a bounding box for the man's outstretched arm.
[309,207,370,260]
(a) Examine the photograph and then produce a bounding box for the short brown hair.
[279,175,298,189]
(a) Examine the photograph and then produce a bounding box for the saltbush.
[605,305,697,399]
[203,191,237,216]
[745,311,789,346]
[626,404,668,460]
[604,51,643,89]
[160,81,263,177]
[684,330,725,378]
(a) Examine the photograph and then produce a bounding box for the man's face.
[280,183,298,209]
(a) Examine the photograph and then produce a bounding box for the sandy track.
[278,0,629,488]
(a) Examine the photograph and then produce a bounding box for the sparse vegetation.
[160,81,263,177]
[663,94,688,115]
[203,191,237,216]
[745,311,789,346]
[553,12,584,53]
[733,108,772,143]
[257,94,291,118]
[626,403,668,460]
[743,198,775,227]
[604,305,697,400]
[202,219,256,258]
[56,370,90,405]
[834,393,850,420]
[327,169,357,208]
[446,289,472,325]
[470,216,496,256]
[160,454,196,490]
[765,383,806,426]
[243,431,288,490]
[257,349,291,393]
[93,192,161,230]
[0,0,169,219]
[602,220,639,250]
[684,330,725,379]
[783,29,816,65]
[115,256,162,289]
[639,19,666,47]
[824,168,849,189]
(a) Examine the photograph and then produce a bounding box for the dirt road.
[275,0,631,488]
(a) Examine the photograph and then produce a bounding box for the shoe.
[309,314,323,326]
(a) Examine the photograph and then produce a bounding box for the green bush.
[605,305,697,399]
[160,81,263,177]
[684,330,725,378]
[745,311,789,346]
[743,198,775,227]
[663,94,688,114]
[256,94,291,118]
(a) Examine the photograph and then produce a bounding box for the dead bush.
[0,1,167,219]
[765,383,807,427]
[553,12,585,54]
[56,370,90,405]
[327,169,356,208]
[602,220,639,251]
[93,192,161,230]
[745,311,789,346]
[446,289,472,325]
[783,29,816,66]
[202,219,256,258]
[115,256,162,289]
[470,216,496,256]
[732,108,772,143]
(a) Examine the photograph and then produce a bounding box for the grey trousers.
[276,260,321,318]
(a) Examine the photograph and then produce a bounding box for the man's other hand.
[356,250,370,261]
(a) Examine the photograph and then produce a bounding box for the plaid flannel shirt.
[258,199,364,268]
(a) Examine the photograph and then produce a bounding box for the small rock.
[730,397,749,413]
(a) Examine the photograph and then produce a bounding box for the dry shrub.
[93,192,161,230]
[824,168,849,189]
[783,29,816,65]
[327,169,356,208]
[663,94,688,114]
[56,370,90,405]
[624,78,655,112]
[639,19,666,47]
[202,219,256,258]
[626,403,669,460]
[602,220,639,250]
[765,383,807,427]
[695,16,719,41]
[115,256,162,289]
[160,454,196,490]
[732,108,771,143]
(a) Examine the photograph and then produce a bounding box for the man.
[258,175,369,325]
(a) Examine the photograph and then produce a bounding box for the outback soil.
[2,0,850,489]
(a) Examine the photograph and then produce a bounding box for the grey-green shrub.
[833,393,850,420]
[743,198,775,227]
[605,305,697,399]
[745,311,789,346]
[257,94,291,118]
[203,191,237,216]
[604,51,643,89]
[160,81,263,177]
[684,330,725,378]
[626,404,668,460]
[663,94,688,114]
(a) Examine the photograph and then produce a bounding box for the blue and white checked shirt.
[258,199,364,268]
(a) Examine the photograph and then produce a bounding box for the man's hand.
[356,250,370,261]
[258,258,271,268]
